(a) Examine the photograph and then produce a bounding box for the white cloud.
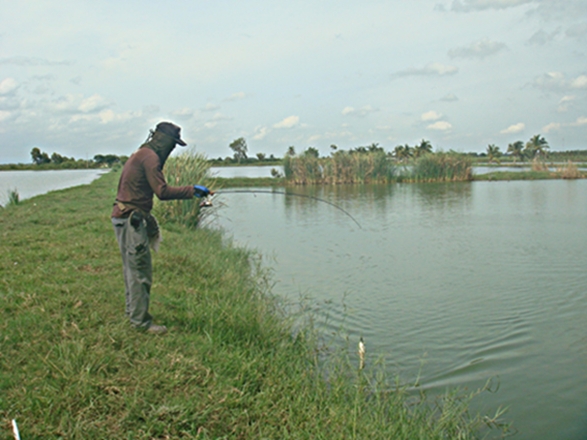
[500,122,525,134]
[0,78,18,95]
[252,126,270,140]
[393,63,458,78]
[427,121,453,131]
[440,93,459,102]
[78,94,108,113]
[0,110,11,121]
[342,105,377,117]
[557,95,575,112]
[571,75,587,88]
[542,116,587,133]
[225,92,246,101]
[449,0,535,12]
[273,115,300,129]
[542,122,561,133]
[203,103,220,111]
[421,110,442,121]
[448,38,507,59]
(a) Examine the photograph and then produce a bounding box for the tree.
[229,137,248,163]
[413,139,433,158]
[256,152,266,161]
[507,141,524,163]
[524,134,549,159]
[393,144,412,162]
[304,147,319,158]
[486,144,502,164]
[286,146,296,157]
[31,147,50,165]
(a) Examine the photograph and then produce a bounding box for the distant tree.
[367,142,384,153]
[507,141,524,163]
[286,146,296,157]
[51,152,65,164]
[525,134,549,159]
[256,152,266,161]
[330,144,338,153]
[31,147,50,165]
[413,139,433,158]
[486,144,502,164]
[393,144,412,162]
[229,137,248,163]
[304,147,319,158]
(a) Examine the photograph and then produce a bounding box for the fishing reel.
[199,195,213,208]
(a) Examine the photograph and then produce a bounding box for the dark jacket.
[111,133,194,218]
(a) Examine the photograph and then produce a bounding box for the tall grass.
[558,160,582,179]
[0,172,510,438]
[284,151,396,184]
[7,188,20,206]
[152,151,215,228]
[409,153,473,182]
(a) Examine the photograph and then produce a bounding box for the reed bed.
[408,153,473,182]
[284,151,396,184]
[558,160,582,179]
[152,151,215,228]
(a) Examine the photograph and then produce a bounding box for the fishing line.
[214,189,362,229]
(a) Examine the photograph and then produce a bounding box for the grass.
[0,171,510,438]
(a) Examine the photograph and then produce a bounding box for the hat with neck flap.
[154,122,187,146]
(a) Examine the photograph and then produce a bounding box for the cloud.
[542,116,587,133]
[273,115,300,129]
[448,38,507,59]
[530,72,587,92]
[252,126,270,140]
[570,75,587,88]
[0,56,70,66]
[500,122,525,134]
[341,105,377,117]
[427,121,452,131]
[0,78,18,95]
[225,92,246,101]
[440,93,459,102]
[558,95,575,112]
[527,28,561,46]
[393,63,458,78]
[78,94,108,113]
[566,22,587,39]
[449,0,535,12]
[421,110,442,121]
[202,103,220,111]
[0,110,11,122]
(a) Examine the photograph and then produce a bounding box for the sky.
[0,0,586,164]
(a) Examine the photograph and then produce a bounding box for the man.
[111,122,211,335]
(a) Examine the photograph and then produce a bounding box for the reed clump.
[7,188,20,206]
[409,153,473,182]
[558,160,582,179]
[152,151,215,228]
[284,151,396,184]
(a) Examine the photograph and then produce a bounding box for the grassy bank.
[0,172,507,438]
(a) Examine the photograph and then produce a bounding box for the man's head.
[154,122,187,147]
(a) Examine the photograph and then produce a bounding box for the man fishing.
[111,122,211,335]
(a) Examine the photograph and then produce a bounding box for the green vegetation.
[405,153,473,183]
[152,151,216,229]
[0,172,509,438]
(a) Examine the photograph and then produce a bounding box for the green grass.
[0,172,509,438]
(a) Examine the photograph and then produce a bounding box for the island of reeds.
[0,166,511,438]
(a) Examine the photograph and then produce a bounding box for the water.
[212,180,587,439]
[0,169,106,206]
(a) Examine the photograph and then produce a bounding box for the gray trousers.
[112,216,153,329]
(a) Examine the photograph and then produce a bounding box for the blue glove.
[193,185,211,198]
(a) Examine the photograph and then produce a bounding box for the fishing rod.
[210,189,362,229]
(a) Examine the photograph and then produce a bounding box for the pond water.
[212,179,587,440]
[0,169,107,206]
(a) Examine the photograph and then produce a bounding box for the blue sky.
[1,0,586,163]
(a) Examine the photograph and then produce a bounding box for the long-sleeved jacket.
[111,141,194,218]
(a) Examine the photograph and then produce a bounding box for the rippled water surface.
[214,180,587,440]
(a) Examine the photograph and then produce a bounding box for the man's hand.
[193,185,212,198]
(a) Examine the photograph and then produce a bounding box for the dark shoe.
[146,324,168,335]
